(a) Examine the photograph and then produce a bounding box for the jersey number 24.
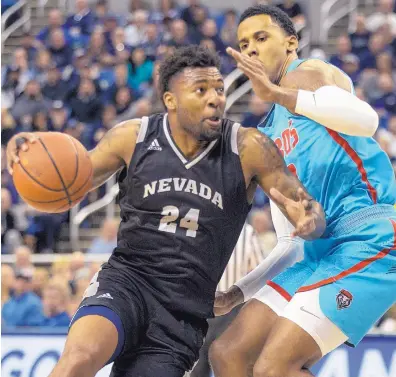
[159,206,200,238]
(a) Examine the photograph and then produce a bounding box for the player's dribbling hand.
[226,47,278,102]
[214,286,244,316]
[270,187,326,240]
[6,133,39,174]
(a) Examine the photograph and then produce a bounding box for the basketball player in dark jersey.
[6,46,325,377]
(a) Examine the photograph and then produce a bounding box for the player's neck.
[275,53,298,85]
[168,115,210,159]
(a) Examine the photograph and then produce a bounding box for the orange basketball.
[13,132,93,213]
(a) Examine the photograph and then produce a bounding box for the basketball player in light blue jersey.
[210,5,396,377]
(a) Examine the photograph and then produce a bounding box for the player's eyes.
[217,87,225,94]
[240,44,248,51]
[257,36,267,42]
[196,87,206,94]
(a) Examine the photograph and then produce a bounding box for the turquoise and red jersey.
[258,59,396,232]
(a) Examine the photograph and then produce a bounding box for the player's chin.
[200,125,222,141]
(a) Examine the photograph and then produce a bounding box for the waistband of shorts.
[328,204,396,238]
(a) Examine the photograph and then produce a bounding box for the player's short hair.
[159,45,221,96]
[239,5,298,39]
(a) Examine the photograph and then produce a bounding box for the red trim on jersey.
[326,129,378,204]
[298,220,396,292]
[267,280,292,302]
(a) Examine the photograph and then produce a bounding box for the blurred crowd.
[1,0,396,329]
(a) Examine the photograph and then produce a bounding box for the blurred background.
[1,0,396,376]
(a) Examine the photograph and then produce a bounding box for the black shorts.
[71,262,208,377]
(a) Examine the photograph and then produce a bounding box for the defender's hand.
[214,286,244,316]
[270,187,326,240]
[226,47,278,102]
[6,133,39,174]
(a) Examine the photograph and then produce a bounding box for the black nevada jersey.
[110,113,251,318]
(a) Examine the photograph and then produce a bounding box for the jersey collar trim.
[163,113,218,170]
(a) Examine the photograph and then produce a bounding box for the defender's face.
[170,67,226,141]
[237,15,296,83]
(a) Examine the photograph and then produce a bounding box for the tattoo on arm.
[238,128,307,203]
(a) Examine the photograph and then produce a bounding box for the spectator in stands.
[168,19,190,47]
[377,52,396,81]
[250,209,276,256]
[128,47,154,92]
[48,101,69,131]
[1,264,15,306]
[86,28,110,64]
[32,49,53,85]
[42,65,69,102]
[125,10,149,47]
[2,268,43,327]
[360,32,388,71]
[14,245,33,271]
[48,28,73,69]
[10,79,50,123]
[69,78,102,124]
[199,19,226,54]
[51,256,71,281]
[106,63,132,102]
[69,251,86,280]
[1,66,23,109]
[349,13,371,57]
[130,0,151,12]
[367,0,396,36]
[32,111,49,132]
[65,0,95,37]
[87,218,118,254]
[95,105,117,141]
[187,5,208,43]
[5,48,33,100]
[21,32,39,63]
[24,211,65,253]
[0,109,18,146]
[32,267,50,297]
[329,34,352,69]
[93,0,108,25]
[150,0,180,24]
[181,0,201,27]
[36,9,67,45]
[242,94,270,128]
[140,23,162,61]
[141,60,163,114]
[113,86,138,122]
[276,0,306,33]
[109,27,132,63]
[371,74,396,115]
[68,266,91,316]
[220,9,239,49]
[341,54,361,85]
[41,278,71,327]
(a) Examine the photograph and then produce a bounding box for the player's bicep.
[89,120,140,190]
[240,129,309,213]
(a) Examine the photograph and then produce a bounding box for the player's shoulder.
[281,59,351,92]
[236,126,273,160]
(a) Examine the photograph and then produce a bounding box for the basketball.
[12,132,93,213]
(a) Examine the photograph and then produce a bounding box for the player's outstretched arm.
[227,48,378,137]
[238,127,326,240]
[89,119,141,190]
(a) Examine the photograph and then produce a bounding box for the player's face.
[171,67,226,141]
[237,15,298,83]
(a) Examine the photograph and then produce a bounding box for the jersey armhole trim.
[137,116,149,143]
[231,123,241,154]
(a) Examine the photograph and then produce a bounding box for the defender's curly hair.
[159,45,221,96]
[239,5,298,39]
